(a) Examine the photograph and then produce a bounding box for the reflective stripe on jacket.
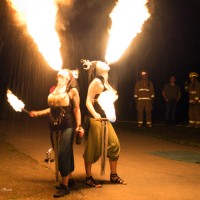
[134,80,155,100]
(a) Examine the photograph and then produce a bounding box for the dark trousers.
[50,128,74,177]
[165,100,177,125]
[136,100,153,125]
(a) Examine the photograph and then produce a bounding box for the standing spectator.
[185,72,200,128]
[134,71,155,127]
[162,76,181,126]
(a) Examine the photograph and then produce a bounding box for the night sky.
[0,0,200,123]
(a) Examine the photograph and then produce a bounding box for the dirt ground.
[0,138,55,200]
[0,118,200,200]
[0,134,123,200]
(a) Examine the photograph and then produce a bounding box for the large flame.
[105,0,150,63]
[6,0,63,71]
[98,89,118,122]
[7,89,25,112]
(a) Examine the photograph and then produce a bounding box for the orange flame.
[6,0,64,71]
[105,0,150,63]
[98,89,118,122]
[7,89,25,112]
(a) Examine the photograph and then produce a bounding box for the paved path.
[1,118,200,200]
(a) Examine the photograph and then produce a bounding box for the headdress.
[71,68,79,79]
[81,59,98,83]
[81,59,93,70]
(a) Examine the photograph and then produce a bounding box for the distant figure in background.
[134,71,155,127]
[82,59,126,188]
[162,76,181,126]
[185,72,200,128]
[30,69,84,198]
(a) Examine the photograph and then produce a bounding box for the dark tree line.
[0,0,200,122]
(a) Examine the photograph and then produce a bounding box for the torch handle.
[22,108,30,114]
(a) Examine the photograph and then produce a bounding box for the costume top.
[88,76,107,118]
[48,85,74,131]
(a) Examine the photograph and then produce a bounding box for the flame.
[98,89,118,122]
[7,89,25,112]
[105,0,150,63]
[6,0,63,71]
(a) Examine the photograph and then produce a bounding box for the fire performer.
[30,68,84,198]
[82,60,126,188]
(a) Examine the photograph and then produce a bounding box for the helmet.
[189,72,199,78]
[140,71,148,76]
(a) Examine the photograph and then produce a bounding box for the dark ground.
[113,122,200,147]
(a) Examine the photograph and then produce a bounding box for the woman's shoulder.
[91,77,104,85]
[89,78,104,92]
[68,87,79,97]
[95,75,105,83]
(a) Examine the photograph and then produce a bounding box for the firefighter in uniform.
[184,72,200,128]
[134,71,155,127]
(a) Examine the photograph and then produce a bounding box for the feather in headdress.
[71,68,79,79]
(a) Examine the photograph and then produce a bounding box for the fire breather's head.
[57,69,70,78]
[81,59,110,83]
